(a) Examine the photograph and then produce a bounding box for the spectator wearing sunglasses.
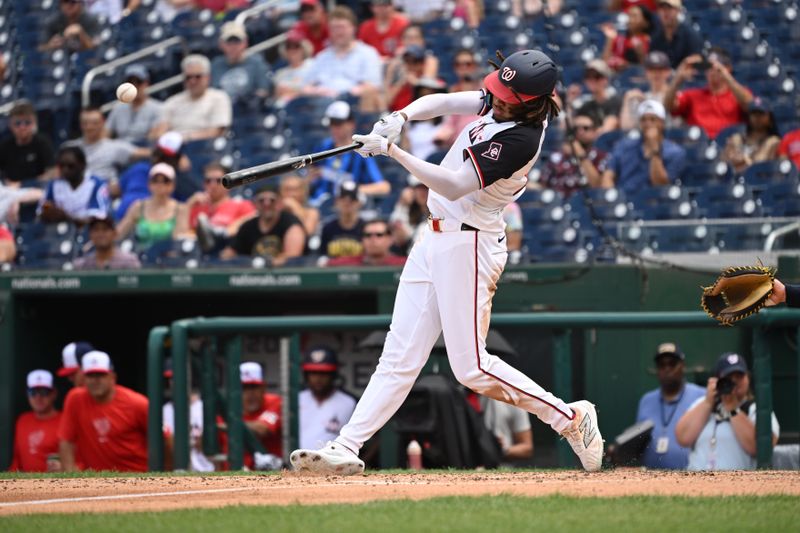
[328,218,406,267]
[153,54,232,142]
[187,161,256,253]
[38,145,110,225]
[116,163,191,248]
[10,371,62,472]
[42,0,100,52]
[105,64,163,145]
[0,100,57,184]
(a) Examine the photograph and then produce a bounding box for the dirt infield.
[1,470,798,515]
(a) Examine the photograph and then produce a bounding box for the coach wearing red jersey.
[10,370,62,472]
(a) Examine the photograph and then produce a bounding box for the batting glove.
[352,134,391,157]
[370,111,406,145]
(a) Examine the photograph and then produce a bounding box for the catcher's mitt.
[701,264,776,325]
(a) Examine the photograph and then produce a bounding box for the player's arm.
[504,429,534,460]
[386,144,481,201]
[59,440,78,472]
[403,90,486,121]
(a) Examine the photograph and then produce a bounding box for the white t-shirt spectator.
[38,172,110,220]
[159,88,233,138]
[305,42,382,94]
[299,389,356,450]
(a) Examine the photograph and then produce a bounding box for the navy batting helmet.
[483,50,558,103]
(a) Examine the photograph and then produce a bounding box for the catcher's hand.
[701,264,776,325]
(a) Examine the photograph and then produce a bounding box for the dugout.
[2,261,799,469]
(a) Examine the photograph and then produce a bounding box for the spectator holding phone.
[663,47,753,139]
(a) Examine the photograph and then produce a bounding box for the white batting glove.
[352,134,391,157]
[370,111,406,145]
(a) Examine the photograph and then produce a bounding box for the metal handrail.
[234,0,286,26]
[765,221,800,251]
[81,36,184,108]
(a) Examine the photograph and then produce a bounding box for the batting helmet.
[483,50,558,104]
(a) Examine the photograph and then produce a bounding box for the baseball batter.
[291,50,603,474]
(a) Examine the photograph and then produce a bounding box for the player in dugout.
[290,49,604,475]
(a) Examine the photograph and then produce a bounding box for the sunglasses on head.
[149,174,172,184]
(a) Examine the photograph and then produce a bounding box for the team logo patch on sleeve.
[481,142,503,161]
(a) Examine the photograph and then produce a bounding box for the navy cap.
[714,352,748,378]
[124,64,149,82]
[336,180,359,200]
[654,342,685,361]
[749,96,771,113]
[302,347,339,372]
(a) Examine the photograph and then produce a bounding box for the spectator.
[607,0,657,11]
[569,59,621,133]
[308,101,389,207]
[328,218,407,266]
[153,55,233,142]
[57,341,94,388]
[389,175,428,255]
[393,0,447,23]
[778,127,800,170]
[105,64,163,145]
[0,184,44,226]
[649,0,703,69]
[42,0,100,51]
[635,342,705,469]
[70,107,149,184]
[59,350,149,472]
[73,215,142,270]
[38,146,110,225]
[601,4,654,71]
[84,0,141,23]
[211,21,270,103]
[480,396,533,465]
[449,49,480,93]
[358,0,409,59]
[384,25,439,102]
[116,163,191,248]
[10,371,62,472]
[279,174,320,236]
[0,100,57,184]
[154,0,193,22]
[0,223,15,264]
[511,0,563,17]
[722,97,781,175]
[676,352,779,471]
[601,99,685,194]
[239,362,283,469]
[298,347,357,449]
[194,0,249,15]
[0,54,5,82]
[453,0,484,28]
[541,110,609,197]
[303,6,383,111]
[273,31,315,107]
[386,45,429,112]
[620,51,674,130]
[221,184,306,266]
[318,180,365,260]
[664,48,753,140]
[291,0,329,55]
[113,131,184,221]
[188,161,256,253]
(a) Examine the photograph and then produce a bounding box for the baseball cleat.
[290,441,365,476]
[561,400,604,472]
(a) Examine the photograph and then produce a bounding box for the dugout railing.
[148,310,800,471]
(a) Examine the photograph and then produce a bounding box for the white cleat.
[290,441,365,476]
[561,400,604,472]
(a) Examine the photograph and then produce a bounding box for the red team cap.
[483,49,559,104]
[58,341,94,377]
[82,350,113,375]
[301,347,339,373]
[240,362,265,385]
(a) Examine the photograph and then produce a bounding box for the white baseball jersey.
[299,389,357,450]
[433,110,547,232]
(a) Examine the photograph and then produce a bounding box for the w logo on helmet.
[500,67,517,81]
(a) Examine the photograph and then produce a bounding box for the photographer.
[675,352,779,471]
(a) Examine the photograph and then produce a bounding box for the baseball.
[116,82,138,103]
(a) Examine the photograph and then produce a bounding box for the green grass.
[2,495,798,532]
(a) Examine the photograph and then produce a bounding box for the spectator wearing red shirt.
[193,0,250,15]
[601,5,654,71]
[328,219,407,267]
[10,371,62,472]
[779,128,800,170]
[358,0,409,59]
[291,0,329,56]
[57,341,94,388]
[187,161,256,253]
[664,47,753,139]
[608,0,658,11]
[59,351,149,472]
[0,223,15,264]
[240,362,282,467]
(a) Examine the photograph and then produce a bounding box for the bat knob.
[221,175,234,189]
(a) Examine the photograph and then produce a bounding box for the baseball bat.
[221,142,363,189]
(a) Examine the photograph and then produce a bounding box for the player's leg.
[290,235,442,474]
[431,231,602,471]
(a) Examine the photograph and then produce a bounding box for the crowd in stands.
[1,0,800,269]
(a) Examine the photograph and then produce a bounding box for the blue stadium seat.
[632,185,697,220]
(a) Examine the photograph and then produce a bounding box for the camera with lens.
[716,375,735,396]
